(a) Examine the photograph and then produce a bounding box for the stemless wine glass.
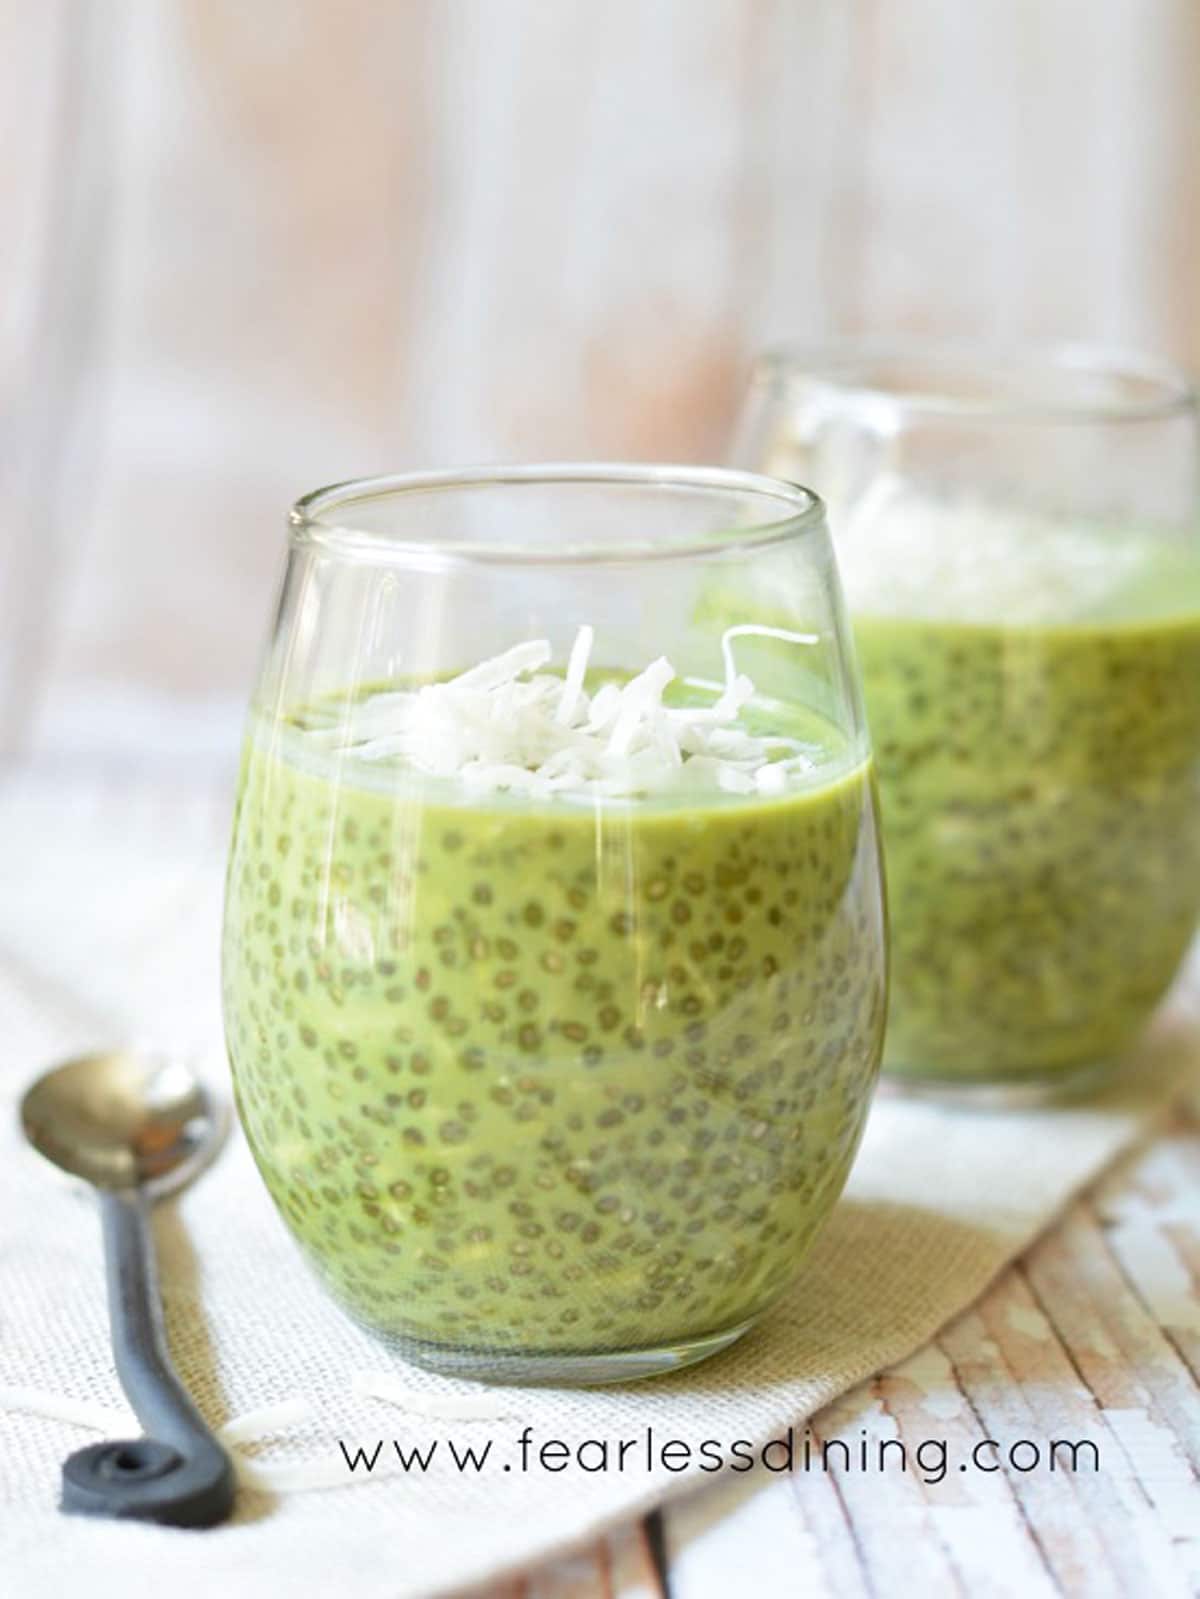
[222,464,887,1384]
[735,342,1200,1102]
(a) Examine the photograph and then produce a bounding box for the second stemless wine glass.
[222,465,887,1383]
[735,341,1200,1102]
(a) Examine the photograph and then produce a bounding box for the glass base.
[878,1053,1118,1109]
[376,1317,758,1386]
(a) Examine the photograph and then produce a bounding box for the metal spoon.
[20,1051,235,1527]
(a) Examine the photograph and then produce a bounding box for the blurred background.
[1,0,1197,773]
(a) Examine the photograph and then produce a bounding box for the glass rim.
[748,338,1198,425]
[289,463,825,567]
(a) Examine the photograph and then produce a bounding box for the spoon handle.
[61,1189,236,1527]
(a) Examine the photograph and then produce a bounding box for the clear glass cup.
[734,342,1200,1103]
[222,465,888,1383]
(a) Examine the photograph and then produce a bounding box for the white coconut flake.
[318,623,822,800]
[607,656,676,757]
[720,624,818,691]
[755,763,789,796]
[587,681,622,730]
[556,624,594,724]
[448,638,552,691]
[717,765,758,795]
[832,475,1158,624]
[0,1386,132,1434]
[218,1397,316,1445]
[349,1372,517,1420]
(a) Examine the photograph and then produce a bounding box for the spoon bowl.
[21,1051,225,1195]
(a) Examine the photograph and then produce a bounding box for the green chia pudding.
[223,640,886,1368]
[846,502,1200,1084]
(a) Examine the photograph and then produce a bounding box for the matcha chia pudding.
[844,496,1200,1088]
[224,622,886,1380]
[738,343,1200,1096]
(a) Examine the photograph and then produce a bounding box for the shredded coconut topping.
[314,624,820,800]
[831,475,1158,625]
[350,1372,518,1420]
